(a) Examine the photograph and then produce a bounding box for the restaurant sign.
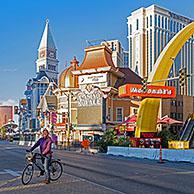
[119,84,176,98]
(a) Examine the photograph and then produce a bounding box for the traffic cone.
[158,144,164,163]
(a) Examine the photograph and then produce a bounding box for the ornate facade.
[54,45,142,144]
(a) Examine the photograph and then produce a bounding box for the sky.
[0,0,194,105]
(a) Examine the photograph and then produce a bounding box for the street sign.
[119,84,176,98]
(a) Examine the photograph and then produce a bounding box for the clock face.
[40,51,45,58]
[49,51,55,58]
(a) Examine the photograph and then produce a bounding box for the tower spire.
[36,20,59,82]
[38,19,56,51]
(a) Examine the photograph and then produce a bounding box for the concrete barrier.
[107,146,194,163]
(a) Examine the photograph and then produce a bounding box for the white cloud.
[0,99,18,106]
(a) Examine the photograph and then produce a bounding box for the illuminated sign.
[119,84,176,98]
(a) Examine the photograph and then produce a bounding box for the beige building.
[127,4,194,96]
[161,95,194,123]
[101,40,125,68]
[54,45,141,144]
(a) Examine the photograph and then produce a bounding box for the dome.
[59,56,79,88]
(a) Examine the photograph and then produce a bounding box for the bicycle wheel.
[21,164,34,185]
[50,160,63,181]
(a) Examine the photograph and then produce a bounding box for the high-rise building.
[101,40,125,67]
[36,19,59,83]
[127,4,194,95]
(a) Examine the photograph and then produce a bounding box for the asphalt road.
[0,141,194,194]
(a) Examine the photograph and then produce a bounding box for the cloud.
[1,68,18,72]
[0,99,18,106]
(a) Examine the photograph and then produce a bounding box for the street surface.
[0,141,194,194]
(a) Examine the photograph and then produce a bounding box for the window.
[177,22,179,32]
[154,29,157,62]
[158,30,160,54]
[136,19,139,30]
[147,31,149,67]
[129,24,132,35]
[174,21,176,32]
[165,18,167,29]
[154,14,157,26]
[170,20,173,31]
[116,107,123,122]
[146,17,148,28]
[158,15,160,27]
[107,107,111,121]
[150,29,153,72]
[48,64,56,71]
[150,15,152,27]
[162,16,164,28]
[129,38,132,68]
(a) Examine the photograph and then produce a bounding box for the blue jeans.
[43,155,51,180]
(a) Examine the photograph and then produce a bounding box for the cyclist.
[29,128,53,184]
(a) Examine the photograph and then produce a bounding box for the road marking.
[174,170,194,175]
[0,183,44,192]
[63,172,127,194]
[4,169,21,177]
[0,176,21,187]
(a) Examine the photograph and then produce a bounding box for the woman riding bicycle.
[29,128,52,184]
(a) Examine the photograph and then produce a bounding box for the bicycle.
[21,150,63,185]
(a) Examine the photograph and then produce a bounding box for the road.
[0,141,194,194]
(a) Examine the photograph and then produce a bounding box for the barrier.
[107,146,194,163]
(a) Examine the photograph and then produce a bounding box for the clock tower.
[36,19,59,82]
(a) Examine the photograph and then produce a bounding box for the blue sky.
[0,0,194,104]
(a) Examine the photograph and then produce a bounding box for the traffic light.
[141,77,148,92]
[179,68,187,87]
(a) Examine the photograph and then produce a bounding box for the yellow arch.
[135,22,194,137]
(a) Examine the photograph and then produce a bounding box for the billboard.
[119,84,176,98]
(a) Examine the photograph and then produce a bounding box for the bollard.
[158,144,164,163]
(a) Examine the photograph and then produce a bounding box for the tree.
[157,127,179,148]
[0,127,7,140]
[97,129,117,152]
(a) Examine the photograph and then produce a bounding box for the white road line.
[4,169,21,177]
[63,172,127,194]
